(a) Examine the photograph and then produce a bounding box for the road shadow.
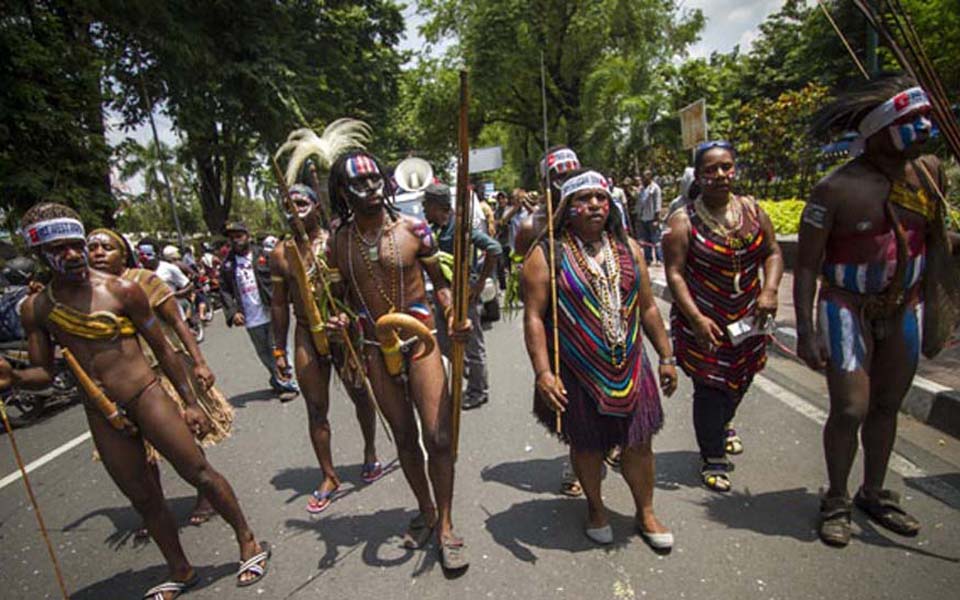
[481,456,568,495]
[699,486,820,542]
[282,506,440,592]
[61,495,197,549]
[851,510,960,562]
[700,486,960,562]
[71,561,235,600]
[904,472,960,511]
[482,497,635,563]
[229,389,278,408]
[480,450,701,496]
[269,460,400,506]
[654,450,705,490]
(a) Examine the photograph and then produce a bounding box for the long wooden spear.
[540,52,562,434]
[0,400,69,599]
[450,70,472,461]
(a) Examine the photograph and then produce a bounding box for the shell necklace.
[567,232,627,367]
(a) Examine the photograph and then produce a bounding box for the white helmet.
[162,245,181,261]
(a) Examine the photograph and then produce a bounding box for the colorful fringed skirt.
[534,350,663,452]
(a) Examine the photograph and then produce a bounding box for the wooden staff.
[62,348,136,434]
[0,400,69,599]
[450,70,472,461]
[540,52,562,433]
[271,157,392,442]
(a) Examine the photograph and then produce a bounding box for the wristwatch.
[659,356,677,366]
[272,348,287,359]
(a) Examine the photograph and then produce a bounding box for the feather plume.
[275,118,372,187]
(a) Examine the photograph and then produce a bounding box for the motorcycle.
[0,341,79,428]
[178,296,204,343]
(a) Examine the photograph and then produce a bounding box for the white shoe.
[639,529,674,551]
[585,524,614,545]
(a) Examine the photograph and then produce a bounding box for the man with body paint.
[796,77,955,547]
[0,203,270,597]
[325,150,472,572]
[268,183,384,514]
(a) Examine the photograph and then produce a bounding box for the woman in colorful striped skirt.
[523,170,678,550]
[663,141,783,492]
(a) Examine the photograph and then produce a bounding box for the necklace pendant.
[367,246,379,262]
[733,272,742,294]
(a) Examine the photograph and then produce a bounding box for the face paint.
[286,192,315,219]
[888,114,932,151]
[347,176,384,201]
[44,246,89,281]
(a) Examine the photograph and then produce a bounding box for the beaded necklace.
[348,220,404,321]
[695,195,747,294]
[566,232,627,366]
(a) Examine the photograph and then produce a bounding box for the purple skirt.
[534,351,663,452]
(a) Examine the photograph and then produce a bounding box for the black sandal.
[854,489,920,537]
[819,495,853,547]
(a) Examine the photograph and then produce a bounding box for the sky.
[108,0,786,186]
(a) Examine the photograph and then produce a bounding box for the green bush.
[757,199,805,235]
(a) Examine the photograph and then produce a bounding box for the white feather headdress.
[274,118,372,187]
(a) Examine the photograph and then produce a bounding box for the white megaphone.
[394,157,434,192]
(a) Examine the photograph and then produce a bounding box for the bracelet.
[272,348,287,358]
[659,356,677,366]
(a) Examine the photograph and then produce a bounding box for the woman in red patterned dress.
[662,141,784,492]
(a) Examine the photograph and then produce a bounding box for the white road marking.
[0,431,91,492]
[754,374,960,508]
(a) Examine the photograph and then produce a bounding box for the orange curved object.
[374,313,435,376]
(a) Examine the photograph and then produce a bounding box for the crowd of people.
[0,75,955,597]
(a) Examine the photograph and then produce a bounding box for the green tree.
[99,0,404,234]
[0,0,115,231]
[417,0,703,184]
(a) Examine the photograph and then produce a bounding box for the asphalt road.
[2,301,959,599]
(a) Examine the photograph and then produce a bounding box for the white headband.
[22,217,86,248]
[850,86,931,155]
[540,148,581,180]
[560,170,610,202]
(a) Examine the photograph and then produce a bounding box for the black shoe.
[462,396,488,410]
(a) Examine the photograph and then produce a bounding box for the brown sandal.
[819,495,852,547]
[854,489,920,537]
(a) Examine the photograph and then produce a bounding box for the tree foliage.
[0,1,114,231]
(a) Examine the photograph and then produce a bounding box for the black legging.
[692,381,748,460]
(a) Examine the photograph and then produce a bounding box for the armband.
[659,356,677,366]
[270,275,285,283]
[802,204,827,229]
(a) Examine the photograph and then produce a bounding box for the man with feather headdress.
[271,119,386,514]
[318,143,472,573]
